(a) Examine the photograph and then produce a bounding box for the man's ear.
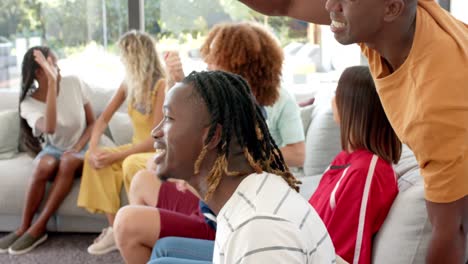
[203,124,222,150]
[383,0,405,22]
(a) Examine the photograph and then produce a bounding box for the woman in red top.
[309,66,402,264]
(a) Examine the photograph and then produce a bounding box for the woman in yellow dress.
[77,30,165,255]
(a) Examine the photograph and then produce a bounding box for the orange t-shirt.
[361,0,468,203]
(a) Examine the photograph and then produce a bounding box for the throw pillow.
[300,103,315,137]
[0,110,19,159]
[303,93,341,176]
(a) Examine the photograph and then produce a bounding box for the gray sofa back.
[298,87,341,198]
[303,102,341,176]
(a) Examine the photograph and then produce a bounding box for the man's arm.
[238,0,331,25]
[280,141,305,167]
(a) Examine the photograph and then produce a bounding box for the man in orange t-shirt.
[240,0,467,263]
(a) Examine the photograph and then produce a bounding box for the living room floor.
[0,232,123,264]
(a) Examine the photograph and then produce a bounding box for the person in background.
[309,66,401,264]
[77,30,166,255]
[191,22,305,167]
[0,46,94,255]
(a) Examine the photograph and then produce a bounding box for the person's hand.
[93,151,120,169]
[88,148,118,169]
[87,148,102,169]
[164,51,185,88]
[33,49,58,84]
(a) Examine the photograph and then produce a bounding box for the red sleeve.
[325,157,398,264]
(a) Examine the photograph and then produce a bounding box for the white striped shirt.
[213,172,336,264]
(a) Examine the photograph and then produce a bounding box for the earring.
[27,80,39,96]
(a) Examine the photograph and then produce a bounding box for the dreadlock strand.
[243,148,263,174]
[194,145,208,175]
[204,155,228,201]
[225,170,242,177]
[255,124,263,141]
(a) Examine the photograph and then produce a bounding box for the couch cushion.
[0,153,34,214]
[372,167,468,263]
[108,112,133,146]
[0,110,19,159]
[0,90,19,111]
[393,144,419,179]
[372,170,429,263]
[303,88,341,176]
[300,104,315,137]
[87,88,127,116]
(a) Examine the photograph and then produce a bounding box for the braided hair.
[183,71,300,200]
[19,46,50,156]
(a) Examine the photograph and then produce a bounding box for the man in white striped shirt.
[214,172,335,263]
[150,71,336,263]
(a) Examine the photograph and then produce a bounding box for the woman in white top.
[0,46,95,255]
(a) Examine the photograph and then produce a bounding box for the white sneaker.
[87,227,118,255]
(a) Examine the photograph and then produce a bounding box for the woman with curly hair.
[113,22,305,264]
[77,30,166,255]
[199,22,305,167]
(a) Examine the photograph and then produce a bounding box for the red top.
[309,149,398,264]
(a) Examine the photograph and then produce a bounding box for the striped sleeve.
[221,215,308,264]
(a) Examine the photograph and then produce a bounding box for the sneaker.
[87,227,118,255]
[0,232,20,254]
[8,233,48,255]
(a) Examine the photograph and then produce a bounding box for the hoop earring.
[27,80,39,96]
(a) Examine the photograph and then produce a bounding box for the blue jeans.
[148,237,215,264]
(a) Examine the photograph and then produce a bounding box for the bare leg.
[106,213,116,227]
[114,206,161,264]
[426,195,468,264]
[129,170,162,206]
[27,153,83,237]
[18,155,58,235]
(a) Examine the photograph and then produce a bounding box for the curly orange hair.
[200,22,283,106]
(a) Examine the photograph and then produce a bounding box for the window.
[1,0,465,93]
[0,0,128,91]
[145,0,325,93]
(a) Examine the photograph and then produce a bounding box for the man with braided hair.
[115,71,336,264]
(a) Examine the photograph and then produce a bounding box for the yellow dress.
[77,80,164,214]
